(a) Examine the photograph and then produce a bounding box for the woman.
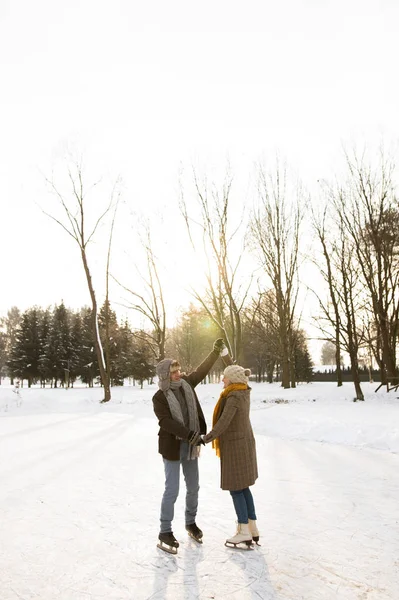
[203,364,260,548]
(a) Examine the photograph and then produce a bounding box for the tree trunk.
[335,331,343,387]
[380,318,398,385]
[81,249,111,403]
[281,353,290,388]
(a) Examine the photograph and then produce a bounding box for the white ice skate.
[225,523,254,550]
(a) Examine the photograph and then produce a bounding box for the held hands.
[187,430,205,446]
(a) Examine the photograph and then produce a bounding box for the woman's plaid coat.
[206,388,258,491]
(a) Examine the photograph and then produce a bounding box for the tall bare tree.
[312,203,344,386]
[114,223,167,361]
[104,188,121,392]
[179,167,251,362]
[245,289,280,383]
[312,207,365,400]
[45,162,117,403]
[338,150,399,385]
[250,161,306,388]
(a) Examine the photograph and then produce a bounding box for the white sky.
[1,0,399,357]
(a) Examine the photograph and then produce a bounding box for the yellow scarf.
[211,383,248,457]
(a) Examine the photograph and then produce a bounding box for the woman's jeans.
[230,487,257,524]
[160,442,199,533]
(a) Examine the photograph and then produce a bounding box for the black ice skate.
[248,518,261,546]
[157,531,180,555]
[186,522,203,543]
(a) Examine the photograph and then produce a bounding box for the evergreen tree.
[115,319,135,383]
[78,306,98,386]
[4,307,21,383]
[131,333,156,388]
[38,308,51,386]
[8,308,42,387]
[0,328,7,383]
[68,310,84,386]
[294,329,314,383]
[98,301,123,385]
[40,302,71,387]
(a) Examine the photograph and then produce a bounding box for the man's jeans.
[230,487,257,524]
[160,442,199,533]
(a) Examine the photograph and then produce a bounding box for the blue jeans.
[230,487,257,524]
[160,442,199,533]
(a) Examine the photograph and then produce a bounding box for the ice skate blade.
[157,542,178,555]
[225,541,254,550]
[188,532,203,544]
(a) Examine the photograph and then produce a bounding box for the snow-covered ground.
[0,381,398,600]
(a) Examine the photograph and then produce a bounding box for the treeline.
[0,302,155,388]
[312,152,399,400]
[313,366,382,383]
[0,301,313,388]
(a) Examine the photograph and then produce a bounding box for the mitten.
[187,430,202,446]
[213,338,225,354]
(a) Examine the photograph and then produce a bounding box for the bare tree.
[104,188,121,392]
[179,167,251,363]
[312,208,365,400]
[250,161,306,388]
[45,162,117,403]
[311,203,344,386]
[114,223,167,361]
[338,150,399,385]
[245,289,280,382]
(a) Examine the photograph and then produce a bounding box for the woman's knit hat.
[223,365,251,384]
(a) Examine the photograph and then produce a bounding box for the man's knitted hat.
[156,359,181,391]
[156,359,173,391]
[223,365,251,384]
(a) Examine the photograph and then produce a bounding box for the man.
[153,338,231,554]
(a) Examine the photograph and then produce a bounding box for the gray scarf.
[165,379,200,460]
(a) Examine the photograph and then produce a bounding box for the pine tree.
[98,301,123,385]
[294,329,314,383]
[40,302,71,387]
[8,308,42,387]
[4,307,21,383]
[38,308,51,386]
[115,319,135,384]
[0,329,7,384]
[76,307,96,386]
[68,311,84,386]
[131,333,156,388]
